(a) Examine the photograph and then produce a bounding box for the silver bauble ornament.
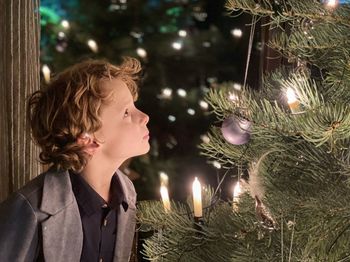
[221,115,251,145]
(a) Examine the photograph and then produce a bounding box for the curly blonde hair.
[28,57,142,172]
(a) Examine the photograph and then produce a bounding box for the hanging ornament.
[255,196,276,230]
[221,115,251,145]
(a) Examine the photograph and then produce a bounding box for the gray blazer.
[0,168,137,262]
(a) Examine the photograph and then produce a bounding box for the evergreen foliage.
[138,1,350,260]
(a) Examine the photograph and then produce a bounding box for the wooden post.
[0,0,42,201]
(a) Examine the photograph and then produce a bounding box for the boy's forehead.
[101,78,133,105]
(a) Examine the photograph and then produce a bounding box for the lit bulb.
[200,134,210,144]
[286,88,297,103]
[286,88,300,114]
[231,28,243,38]
[199,100,209,110]
[159,171,169,186]
[325,0,338,8]
[161,88,172,99]
[213,161,221,169]
[232,181,242,211]
[130,31,142,38]
[233,83,242,91]
[61,20,70,29]
[87,39,98,53]
[58,32,65,39]
[187,108,195,115]
[160,186,171,212]
[136,47,147,58]
[233,181,242,199]
[192,177,202,217]
[42,65,51,83]
[177,88,187,97]
[228,92,238,102]
[168,115,176,122]
[178,30,187,37]
[202,41,211,48]
[172,41,182,50]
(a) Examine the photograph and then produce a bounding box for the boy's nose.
[140,112,149,125]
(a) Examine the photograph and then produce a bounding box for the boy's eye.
[123,109,129,118]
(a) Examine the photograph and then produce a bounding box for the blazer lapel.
[114,170,137,262]
[40,169,83,262]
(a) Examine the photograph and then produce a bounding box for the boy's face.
[93,78,150,162]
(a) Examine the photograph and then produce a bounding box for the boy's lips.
[143,132,150,139]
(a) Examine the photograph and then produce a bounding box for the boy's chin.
[132,145,150,157]
[140,145,151,155]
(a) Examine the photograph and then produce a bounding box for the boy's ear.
[76,133,100,156]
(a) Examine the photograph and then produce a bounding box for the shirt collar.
[69,171,128,217]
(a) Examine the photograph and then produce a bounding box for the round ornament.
[221,115,251,145]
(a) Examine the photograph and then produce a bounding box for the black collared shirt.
[69,171,128,262]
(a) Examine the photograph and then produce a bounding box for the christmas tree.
[138,0,350,260]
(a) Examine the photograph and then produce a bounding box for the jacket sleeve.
[0,192,39,262]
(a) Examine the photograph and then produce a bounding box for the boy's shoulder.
[8,169,69,213]
[17,169,63,199]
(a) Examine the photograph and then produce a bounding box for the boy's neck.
[79,155,124,203]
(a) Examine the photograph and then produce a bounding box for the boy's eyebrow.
[114,98,133,109]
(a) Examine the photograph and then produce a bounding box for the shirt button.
[99,258,103,262]
[103,219,107,226]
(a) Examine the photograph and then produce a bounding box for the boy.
[0,57,150,262]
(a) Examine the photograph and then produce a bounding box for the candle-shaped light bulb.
[325,0,337,8]
[286,88,300,114]
[42,65,51,84]
[233,181,242,199]
[159,171,169,187]
[160,186,171,212]
[233,181,242,211]
[192,177,202,217]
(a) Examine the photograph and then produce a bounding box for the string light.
[130,31,143,38]
[200,134,210,144]
[202,41,211,48]
[212,161,221,169]
[206,77,217,84]
[168,115,176,122]
[87,39,98,53]
[58,32,65,39]
[172,41,182,50]
[199,100,209,110]
[158,87,173,99]
[187,108,195,115]
[228,91,238,102]
[178,30,187,37]
[192,7,208,22]
[233,83,242,91]
[231,28,243,38]
[61,20,70,29]
[177,88,187,97]
[136,47,147,58]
